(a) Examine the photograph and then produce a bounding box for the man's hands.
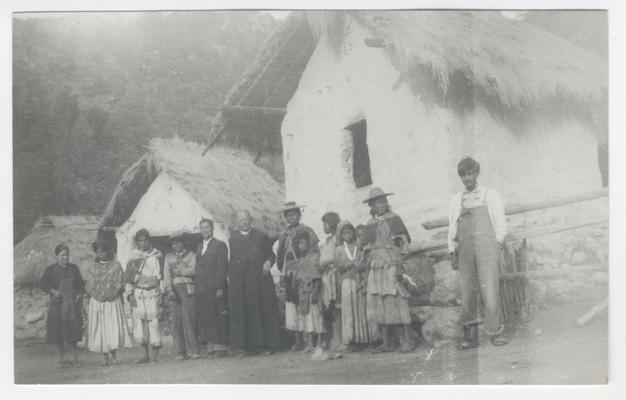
[262,260,272,275]
[215,288,224,299]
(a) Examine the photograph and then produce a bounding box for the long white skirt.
[87,296,132,353]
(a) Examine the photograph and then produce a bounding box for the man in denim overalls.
[448,157,508,349]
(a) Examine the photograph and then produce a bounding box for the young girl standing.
[319,211,342,349]
[334,221,377,351]
[294,230,325,352]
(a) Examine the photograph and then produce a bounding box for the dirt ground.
[13,287,608,385]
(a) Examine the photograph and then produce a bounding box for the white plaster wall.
[281,18,601,243]
[115,173,230,268]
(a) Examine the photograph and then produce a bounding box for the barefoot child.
[319,211,342,350]
[276,202,319,352]
[294,230,325,352]
[335,221,377,351]
[448,157,508,349]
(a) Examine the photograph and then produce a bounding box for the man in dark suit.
[194,218,229,357]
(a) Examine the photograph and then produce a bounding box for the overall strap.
[481,188,489,204]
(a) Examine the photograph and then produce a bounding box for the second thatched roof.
[99,138,285,237]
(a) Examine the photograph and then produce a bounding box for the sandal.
[491,336,508,347]
[456,339,478,350]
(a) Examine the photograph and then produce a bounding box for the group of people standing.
[277,191,416,355]
[39,156,508,368]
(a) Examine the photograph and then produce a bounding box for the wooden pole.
[501,265,602,280]
[576,298,608,327]
[220,105,287,115]
[201,112,226,155]
[422,188,609,230]
[407,218,607,258]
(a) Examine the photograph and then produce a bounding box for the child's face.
[356,229,366,243]
[297,238,309,254]
[341,228,355,244]
[96,249,109,261]
[460,170,479,191]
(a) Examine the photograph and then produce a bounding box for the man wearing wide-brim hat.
[163,230,200,360]
[276,201,320,351]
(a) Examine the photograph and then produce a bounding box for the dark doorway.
[346,119,372,188]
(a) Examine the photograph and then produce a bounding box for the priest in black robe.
[228,210,282,355]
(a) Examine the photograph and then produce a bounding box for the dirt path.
[14,288,607,385]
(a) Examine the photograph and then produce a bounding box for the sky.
[14,10,523,21]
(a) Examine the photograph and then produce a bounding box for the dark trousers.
[195,287,228,346]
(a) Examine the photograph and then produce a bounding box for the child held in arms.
[448,157,508,350]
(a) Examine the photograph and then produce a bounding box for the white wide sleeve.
[447,193,461,253]
[488,190,508,243]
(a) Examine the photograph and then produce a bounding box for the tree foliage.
[13,11,279,243]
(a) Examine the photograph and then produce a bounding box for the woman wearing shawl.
[362,187,415,353]
[86,241,131,366]
[334,221,377,351]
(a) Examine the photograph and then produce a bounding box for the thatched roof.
[208,11,607,153]
[14,216,100,287]
[100,137,285,237]
[208,13,316,154]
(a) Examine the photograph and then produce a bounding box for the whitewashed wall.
[115,173,230,268]
[281,19,601,244]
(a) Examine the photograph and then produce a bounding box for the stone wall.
[14,288,51,341]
